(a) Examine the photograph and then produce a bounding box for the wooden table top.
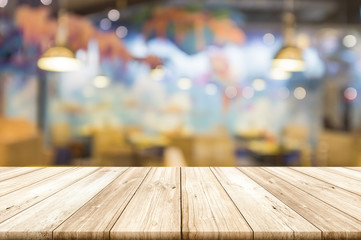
[0,167,360,239]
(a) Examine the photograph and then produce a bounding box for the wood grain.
[0,167,70,197]
[347,167,361,172]
[240,167,361,240]
[263,167,361,222]
[318,167,361,181]
[212,167,321,240]
[0,168,16,175]
[182,168,253,240]
[0,167,360,239]
[0,167,98,224]
[54,167,151,240]
[291,167,361,196]
[0,167,125,240]
[110,167,181,240]
[0,167,42,182]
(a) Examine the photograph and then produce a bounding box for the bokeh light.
[40,0,52,6]
[100,18,111,31]
[263,33,275,45]
[178,78,192,90]
[344,87,357,101]
[108,9,120,21]
[252,78,266,91]
[116,26,128,38]
[225,86,238,98]
[93,75,110,88]
[294,87,306,100]
[0,0,8,8]
[343,35,357,48]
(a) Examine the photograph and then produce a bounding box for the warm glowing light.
[242,87,254,99]
[150,66,164,81]
[94,75,110,88]
[263,33,275,45]
[178,78,192,90]
[0,0,8,8]
[205,83,217,95]
[37,46,81,72]
[294,87,306,100]
[40,0,52,5]
[100,18,111,31]
[273,59,305,72]
[273,46,305,72]
[252,78,266,91]
[38,57,81,72]
[343,35,357,48]
[225,86,238,98]
[278,87,290,99]
[108,9,120,21]
[116,26,128,38]
[269,68,291,80]
[344,87,357,101]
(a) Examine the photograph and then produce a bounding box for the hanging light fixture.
[37,10,81,72]
[272,0,305,72]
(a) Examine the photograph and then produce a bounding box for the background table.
[0,167,360,239]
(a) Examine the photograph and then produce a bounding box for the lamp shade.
[37,46,81,72]
[272,46,305,72]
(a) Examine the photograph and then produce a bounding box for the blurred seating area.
[0,118,50,166]
[1,116,361,166]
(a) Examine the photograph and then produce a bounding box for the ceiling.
[7,0,361,24]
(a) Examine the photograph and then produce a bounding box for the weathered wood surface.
[0,167,359,239]
[182,167,252,240]
[110,167,181,240]
[240,167,361,240]
[212,167,320,240]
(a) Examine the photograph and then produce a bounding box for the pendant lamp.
[37,10,81,72]
[272,0,305,72]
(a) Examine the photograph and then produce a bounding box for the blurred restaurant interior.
[1,0,361,167]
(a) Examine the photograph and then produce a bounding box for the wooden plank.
[54,167,151,240]
[110,167,181,240]
[291,167,361,196]
[212,167,321,240]
[320,167,361,181]
[0,167,71,197]
[240,167,361,240]
[263,167,361,222]
[347,167,361,172]
[0,167,42,182]
[0,167,126,240]
[181,168,253,240]
[0,167,98,224]
[0,167,16,174]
